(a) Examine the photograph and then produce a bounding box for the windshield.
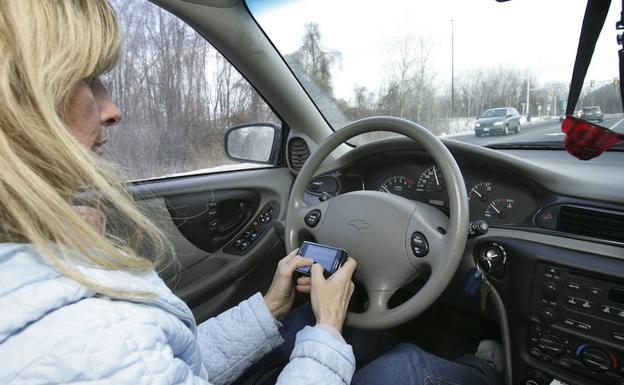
[247,0,624,149]
[481,109,506,118]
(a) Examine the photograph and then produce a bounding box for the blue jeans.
[234,304,500,385]
[352,343,500,385]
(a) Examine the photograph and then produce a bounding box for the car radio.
[529,263,624,384]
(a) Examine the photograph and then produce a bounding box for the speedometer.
[379,176,415,198]
[416,165,445,193]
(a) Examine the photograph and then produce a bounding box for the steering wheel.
[285,117,469,330]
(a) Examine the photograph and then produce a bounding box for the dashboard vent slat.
[556,205,624,244]
[287,137,310,172]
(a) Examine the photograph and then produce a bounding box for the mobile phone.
[296,241,348,276]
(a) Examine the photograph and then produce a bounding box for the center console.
[529,263,624,384]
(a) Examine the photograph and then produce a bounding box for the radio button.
[567,281,582,291]
[564,318,592,331]
[566,296,593,310]
[546,266,560,275]
[543,281,560,300]
[588,287,603,296]
[612,331,624,343]
[601,305,624,319]
[540,307,557,324]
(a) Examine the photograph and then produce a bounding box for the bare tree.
[291,23,342,95]
[102,0,277,180]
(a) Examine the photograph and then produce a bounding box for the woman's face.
[62,77,121,156]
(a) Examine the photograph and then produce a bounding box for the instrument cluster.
[363,163,538,225]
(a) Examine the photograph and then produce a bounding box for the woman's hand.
[264,249,314,320]
[310,258,357,332]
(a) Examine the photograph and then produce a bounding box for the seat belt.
[565,0,612,117]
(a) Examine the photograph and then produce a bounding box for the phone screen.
[298,243,341,274]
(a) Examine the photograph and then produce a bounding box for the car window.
[481,109,506,118]
[248,0,623,152]
[102,0,280,181]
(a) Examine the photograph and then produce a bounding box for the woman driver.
[0,1,500,384]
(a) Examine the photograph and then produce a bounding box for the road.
[451,114,624,146]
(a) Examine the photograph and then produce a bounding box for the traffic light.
[590,80,595,87]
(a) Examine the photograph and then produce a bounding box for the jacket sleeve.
[196,293,284,385]
[1,298,213,385]
[276,326,356,385]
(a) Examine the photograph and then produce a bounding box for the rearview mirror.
[225,123,281,164]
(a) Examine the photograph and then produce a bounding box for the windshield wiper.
[487,141,624,151]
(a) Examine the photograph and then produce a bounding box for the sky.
[248,0,622,102]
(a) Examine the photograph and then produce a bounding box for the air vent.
[287,137,310,172]
[557,205,624,244]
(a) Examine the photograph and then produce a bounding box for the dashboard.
[302,137,624,385]
[306,152,544,228]
[363,162,539,226]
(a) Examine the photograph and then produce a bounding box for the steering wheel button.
[411,232,429,257]
[304,210,321,228]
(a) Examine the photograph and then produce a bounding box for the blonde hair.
[0,0,171,297]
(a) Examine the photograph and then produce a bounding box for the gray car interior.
[125,1,624,385]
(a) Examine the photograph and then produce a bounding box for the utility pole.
[526,72,530,118]
[451,19,455,118]
[553,93,557,116]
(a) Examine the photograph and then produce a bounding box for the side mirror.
[225,123,281,164]
[506,114,513,118]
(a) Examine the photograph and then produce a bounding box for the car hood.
[477,117,505,126]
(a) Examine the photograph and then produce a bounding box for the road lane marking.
[609,117,624,131]
[547,133,565,136]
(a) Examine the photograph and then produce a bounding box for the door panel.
[129,168,294,322]
[166,189,260,253]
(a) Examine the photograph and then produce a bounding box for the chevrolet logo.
[349,218,370,231]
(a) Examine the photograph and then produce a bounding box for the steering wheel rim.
[285,117,469,330]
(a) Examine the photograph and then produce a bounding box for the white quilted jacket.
[0,243,356,384]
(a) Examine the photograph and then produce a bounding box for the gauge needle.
[381,186,390,193]
[433,167,440,186]
[471,188,483,198]
[489,203,501,215]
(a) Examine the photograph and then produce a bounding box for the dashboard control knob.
[468,220,489,238]
[537,334,565,357]
[476,242,506,273]
[525,371,549,385]
[542,281,560,300]
[539,306,558,324]
[578,346,612,373]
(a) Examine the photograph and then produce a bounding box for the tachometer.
[484,198,514,220]
[469,182,493,202]
[416,165,445,193]
[379,176,415,198]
